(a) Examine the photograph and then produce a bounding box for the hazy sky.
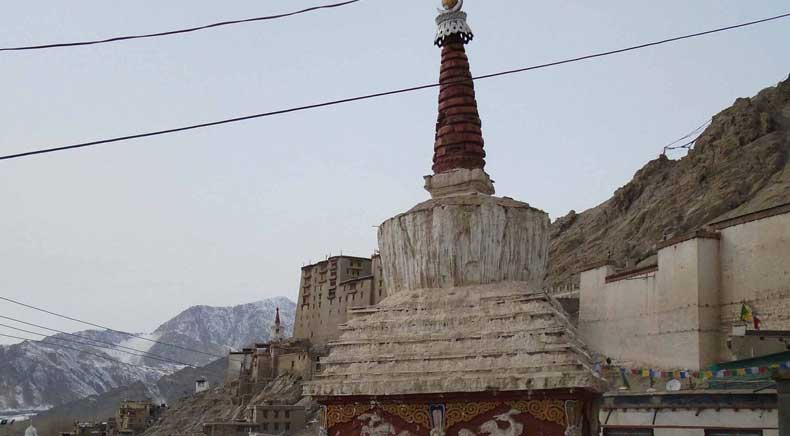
[1,0,788,344]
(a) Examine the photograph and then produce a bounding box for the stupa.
[305,2,606,435]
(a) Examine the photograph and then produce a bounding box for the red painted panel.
[327,407,429,436]
[447,403,565,436]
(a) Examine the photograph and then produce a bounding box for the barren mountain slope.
[548,74,790,288]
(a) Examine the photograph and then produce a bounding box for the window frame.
[604,428,654,436]
[704,429,763,436]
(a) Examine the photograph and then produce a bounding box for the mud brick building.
[293,254,386,348]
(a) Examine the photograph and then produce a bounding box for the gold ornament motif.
[326,403,430,429]
[506,400,567,426]
[381,404,431,429]
[444,402,501,429]
[326,399,572,430]
[442,0,459,10]
[326,404,372,428]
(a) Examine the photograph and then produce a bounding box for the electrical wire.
[0,314,194,367]
[0,321,194,367]
[663,119,712,150]
[1,11,787,162]
[0,295,225,358]
[0,0,360,52]
[0,332,147,368]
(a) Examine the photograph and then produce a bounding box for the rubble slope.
[142,374,305,436]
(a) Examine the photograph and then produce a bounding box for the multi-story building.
[293,254,386,348]
[115,401,164,435]
[59,421,114,436]
[227,312,314,403]
[245,403,307,434]
[203,403,306,436]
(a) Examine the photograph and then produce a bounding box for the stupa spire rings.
[435,0,473,46]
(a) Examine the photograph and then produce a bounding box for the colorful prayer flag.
[740,303,754,322]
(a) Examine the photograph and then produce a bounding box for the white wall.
[580,264,661,367]
[718,212,790,360]
[602,408,778,436]
[580,236,722,369]
[579,209,790,370]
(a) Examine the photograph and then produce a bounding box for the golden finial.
[442,0,459,10]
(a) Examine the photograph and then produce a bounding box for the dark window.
[705,431,762,436]
[273,411,278,418]
[605,429,654,436]
[274,423,280,431]
[285,423,291,431]
[285,411,290,418]
[262,423,268,431]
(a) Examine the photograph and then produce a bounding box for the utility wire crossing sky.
[0,332,166,369]
[0,0,361,52]
[0,313,194,366]
[0,295,226,358]
[0,321,194,367]
[0,10,787,163]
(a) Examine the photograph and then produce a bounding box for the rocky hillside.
[547,74,790,287]
[142,374,306,436]
[0,298,295,413]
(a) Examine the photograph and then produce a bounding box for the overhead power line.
[0,11,788,162]
[0,295,225,358]
[0,314,193,367]
[0,321,194,367]
[0,0,360,52]
[0,332,145,368]
[663,119,713,154]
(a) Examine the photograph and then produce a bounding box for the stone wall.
[378,195,550,293]
[275,351,312,380]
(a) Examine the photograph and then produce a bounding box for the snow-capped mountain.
[144,297,295,367]
[0,297,295,413]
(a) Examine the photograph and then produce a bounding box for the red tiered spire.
[432,0,485,174]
